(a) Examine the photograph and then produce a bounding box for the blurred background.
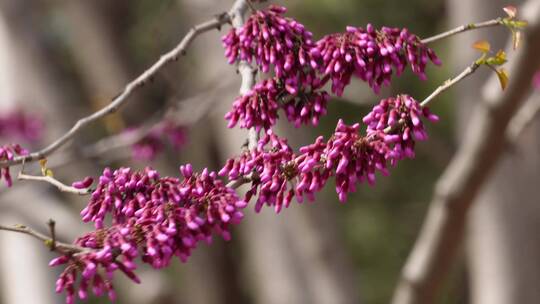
[0,0,539,303]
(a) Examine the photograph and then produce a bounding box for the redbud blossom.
[0,144,28,187]
[130,122,187,161]
[223,95,438,211]
[222,5,317,82]
[363,94,438,162]
[313,25,441,95]
[53,165,246,303]
[225,77,330,131]
[0,109,44,142]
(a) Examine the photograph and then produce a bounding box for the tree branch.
[0,223,87,254]
[230,0,259,150]
[381,61,481,134]
[421,18,503,44]
[420,63,480,107]
[391,3,540,303]
[17,172,91,196]
[0,13,231,169]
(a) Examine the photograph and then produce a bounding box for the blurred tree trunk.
[449,0,540,303]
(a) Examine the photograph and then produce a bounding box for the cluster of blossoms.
[313,25,441,95]
[0,109,43,142]
[0,110,41,187]
[222,5,317,80]
[225,77,330,131]
[222,95,437,211]
[52,165,246,303]
[0,144,28,187]
[363,95,439,161]
[222,5,441,132]
[130,121,187,161]
[223,5,332,131]
[220,130,297,213]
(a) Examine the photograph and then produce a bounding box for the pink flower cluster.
[53,165,246,303]
[220,130,296,213]
[225,77,330,131]
[50,227,134,303]
[131,121,187,161]
[0,144,28,186]
[313,25,441,95]
[222,95,436,211]
[363,95,439,161]
[222,5,333,131]
[0,109,43,142]
[222,5,317,80]
[222,5,441,131]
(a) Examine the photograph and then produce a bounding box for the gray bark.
[449,1,540,303]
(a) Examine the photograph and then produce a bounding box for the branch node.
[47,219,56,251]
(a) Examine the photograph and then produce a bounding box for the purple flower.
[294,135,331,202]
[130,121,188,161]
[162,122,187,150]
[0,109,44,143]
[225,77,330,131]
[222,94,439,210]
[132,131,164,161]
[220,130,296,213]
[225,79,280,131]
[72,177,94,189]
[313,25,441,95]
[363,94,438,162]
[320,120,390,202]
[54,165,246,303]
[0,144,28,187]
[222,5,317,81]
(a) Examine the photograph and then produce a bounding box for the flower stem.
[421,18,503,44]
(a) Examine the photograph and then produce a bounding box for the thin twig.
[421,18,503,44]
[17,172,91,195]
[226,174,253,189]
[0,224,87,254]
[381,61,481,134]
[0,13,231,169]
[420,63,480,107]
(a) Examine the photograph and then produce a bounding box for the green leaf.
[39,159,48,176]
[45,169,54,177]
[486,50,507,66]
[39,158,54,177]
[512,20,528,29]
